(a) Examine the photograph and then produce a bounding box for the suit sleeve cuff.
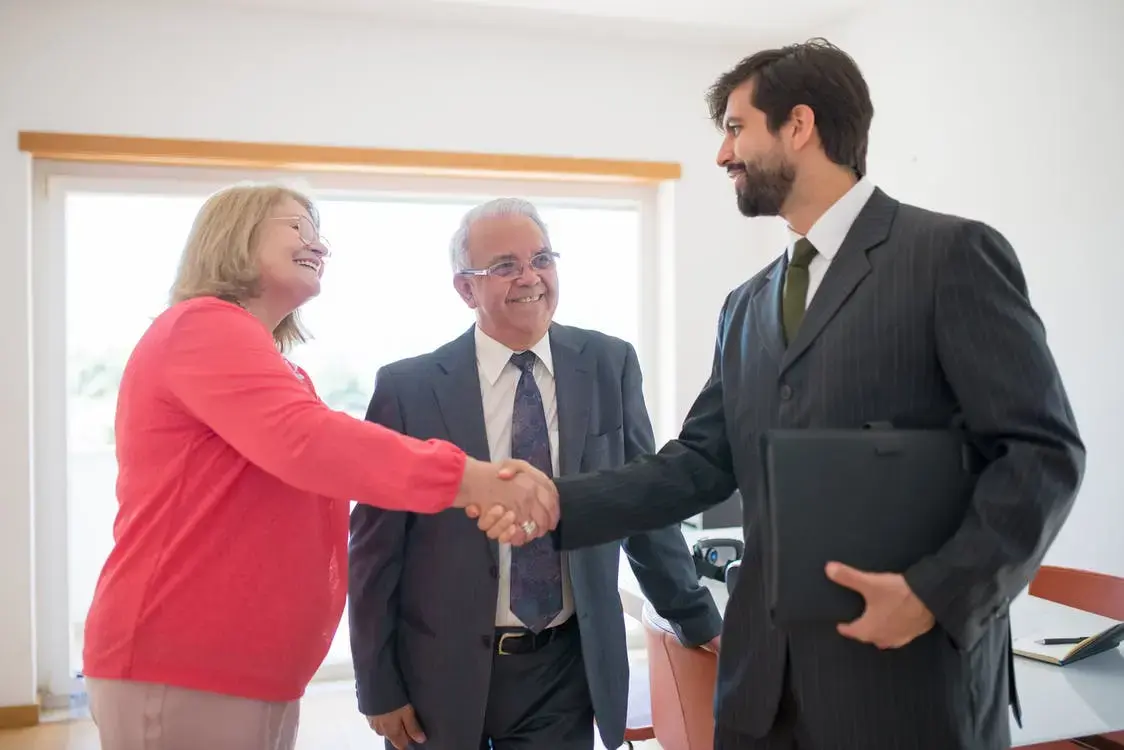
[904,557,981,651]
[668,605,723,648]
[355,672,409,717]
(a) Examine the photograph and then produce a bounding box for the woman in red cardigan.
[82,184,556,750]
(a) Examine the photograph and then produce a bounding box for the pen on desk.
[1035,637,1087,645]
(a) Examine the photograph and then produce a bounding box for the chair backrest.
[1029,566,1124,621]
[641,601,718,750]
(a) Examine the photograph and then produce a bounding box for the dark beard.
[735,159,795,217]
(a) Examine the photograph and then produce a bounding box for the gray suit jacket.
[348,323,722,750]
[553,189,1085,748]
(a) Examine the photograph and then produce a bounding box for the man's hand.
[826,562,936,649]
[454,457,558,545]
[367,704,425,749]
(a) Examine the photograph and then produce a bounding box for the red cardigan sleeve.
[160,299,465,513]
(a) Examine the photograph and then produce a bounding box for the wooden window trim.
[17,132,681,183]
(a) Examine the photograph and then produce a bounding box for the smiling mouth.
[508,293,544,304]
[294,258,320,273]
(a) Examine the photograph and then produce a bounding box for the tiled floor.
[0,680,662,750]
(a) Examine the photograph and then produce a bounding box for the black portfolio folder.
[762,424,981,627]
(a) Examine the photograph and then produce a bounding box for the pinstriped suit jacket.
[554,188,1085,748]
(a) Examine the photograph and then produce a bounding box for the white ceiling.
[175,0,879,44]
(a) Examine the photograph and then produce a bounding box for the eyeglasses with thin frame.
[457,250,560,279]
[267,215,331,258]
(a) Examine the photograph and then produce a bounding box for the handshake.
[451,457,559,545]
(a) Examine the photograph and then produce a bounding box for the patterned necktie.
[508,351,563,632]
[782,237,819,344]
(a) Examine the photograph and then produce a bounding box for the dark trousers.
[478,619,594,750]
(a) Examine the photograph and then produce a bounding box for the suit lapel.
[751,256,787,367]
[780,189,898,375]
[433,327,491,460]
[549,325,592,476]
[432,326,497,562]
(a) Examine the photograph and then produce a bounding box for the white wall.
[0,0,769,706]
[833,0,1124,573]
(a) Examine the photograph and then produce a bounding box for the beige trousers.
[86,678,300,750]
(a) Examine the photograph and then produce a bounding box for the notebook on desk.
[761,423,981,626]
[1014,619,1124,666]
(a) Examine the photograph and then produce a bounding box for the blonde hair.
[170,183,319,352]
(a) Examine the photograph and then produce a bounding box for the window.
[34,163,660,698]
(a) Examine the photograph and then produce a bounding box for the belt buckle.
[497,632,521,656]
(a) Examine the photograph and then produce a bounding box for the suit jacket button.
[780,384,793,400]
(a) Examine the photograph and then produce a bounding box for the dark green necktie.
[782,238,818,344]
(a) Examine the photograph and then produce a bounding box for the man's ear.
[453,275,478,309]
[787,103,817,152]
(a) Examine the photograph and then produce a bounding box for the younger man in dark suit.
[348,198,721,750]
[485,39,1085,749]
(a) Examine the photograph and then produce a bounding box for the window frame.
[31,159,669,701]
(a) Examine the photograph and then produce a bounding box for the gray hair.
[449,197,551,272]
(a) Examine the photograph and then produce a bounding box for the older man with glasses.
[347,197,721,750]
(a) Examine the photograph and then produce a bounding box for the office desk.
[619,526,1124,747]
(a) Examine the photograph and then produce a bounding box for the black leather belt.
[494,616,576,656]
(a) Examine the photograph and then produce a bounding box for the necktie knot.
[791,238,818,269]
[510,351,537,374]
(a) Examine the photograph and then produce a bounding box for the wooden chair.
[1022,565,1124,749]
[641,601,718,750]
[1030,566,1124,621]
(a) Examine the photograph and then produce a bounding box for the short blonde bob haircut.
[170,183,318,352]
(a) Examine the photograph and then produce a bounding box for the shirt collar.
[787,176,877,262]
[474,325,554,386]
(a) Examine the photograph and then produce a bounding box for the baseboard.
[0,703,39,729]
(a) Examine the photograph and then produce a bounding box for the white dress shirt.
[787,176,877,306]
[474,326,575,629]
